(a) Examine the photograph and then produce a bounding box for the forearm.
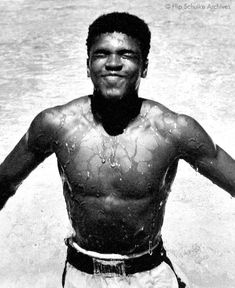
[0,137,35,210]
[0,176,19,210]
[0,113,54,210]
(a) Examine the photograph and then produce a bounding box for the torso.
[52,96,180,254]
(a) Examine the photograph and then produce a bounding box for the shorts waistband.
[65,237,166,275]
[65,237,161,260]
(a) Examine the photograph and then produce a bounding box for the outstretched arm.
[177,115,235,197]
[0,110,56,210]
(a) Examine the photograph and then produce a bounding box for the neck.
[90,91,142,136]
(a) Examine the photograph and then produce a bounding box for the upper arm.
[176,115,216,163]
[176,114,235,196]
[0,109,57,190]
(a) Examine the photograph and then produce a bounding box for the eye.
[92,50,108,59]
[122,53,133,58]
[121,51,138,60]
[95,52,106,57]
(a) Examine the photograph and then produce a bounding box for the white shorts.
[63,238,188,288]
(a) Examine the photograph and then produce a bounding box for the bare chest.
[55,124,177,198]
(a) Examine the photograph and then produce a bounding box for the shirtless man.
[0,12,234,288]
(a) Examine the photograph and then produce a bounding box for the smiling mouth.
[102,74,125,81]
[102,73,125,77]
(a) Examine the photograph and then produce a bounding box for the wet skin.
[0,33,234,255]
[55,97,180,254]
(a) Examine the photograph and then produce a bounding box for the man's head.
[86,12,151,101]
[86,12,151,62]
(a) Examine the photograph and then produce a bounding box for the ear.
[141,59,148,78]
[87,58,90,77]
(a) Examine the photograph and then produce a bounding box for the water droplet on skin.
[149,240,153,255]
[119,178,122,181]
[98,209,105,216]
[60,117,65,128]
[87,171,90,179]
[151,221,155,230]
[64,160,70,169]
[147,183,152,191]
[96,193,100,198]
[123,234,129,240]
[102,158,106,164]
[188,138,197,144]
[78,184,84,191]
[110,162,116,168]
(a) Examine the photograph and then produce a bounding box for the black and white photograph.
[0,1,234,287]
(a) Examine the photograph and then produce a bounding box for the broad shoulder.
[30,96,91,132]
[141,99,189,132]
[141,99,215,156]
[27,96,91,151]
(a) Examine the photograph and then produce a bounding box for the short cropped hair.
[86,12,151,61]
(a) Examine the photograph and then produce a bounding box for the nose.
[105,54,123,71]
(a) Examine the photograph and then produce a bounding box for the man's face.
[87,32,148,101]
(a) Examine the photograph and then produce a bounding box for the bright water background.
[0,0,234,287]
